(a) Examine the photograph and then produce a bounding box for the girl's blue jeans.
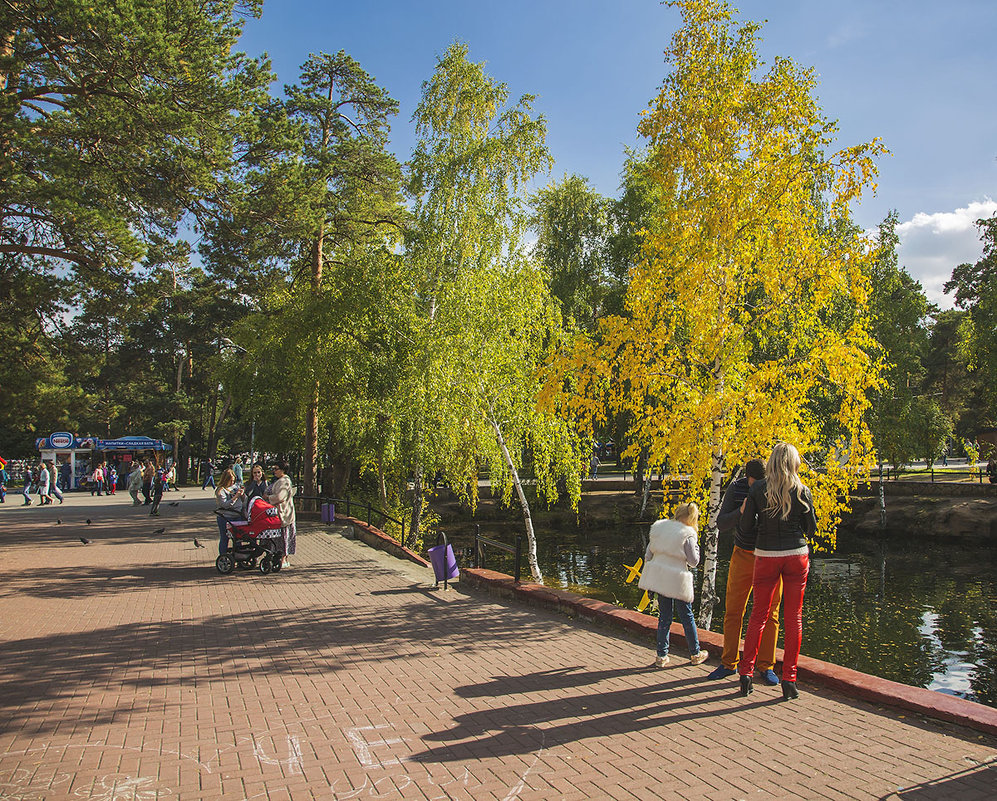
[657,594,700,657]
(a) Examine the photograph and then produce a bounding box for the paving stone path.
[1,491,995,800]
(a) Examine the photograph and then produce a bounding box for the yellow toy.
[623,558,653,612]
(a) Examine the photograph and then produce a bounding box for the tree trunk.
[376,453,388,509]
[410,471,423,549]
[639,467,653,519]
[205,387,219,464]
[207,394,233,463]
[697,441,726,629]
[487,412,543,584]
[304,381,319,508]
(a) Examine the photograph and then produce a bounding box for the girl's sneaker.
[654,655,670,667]
[689,650,709,665]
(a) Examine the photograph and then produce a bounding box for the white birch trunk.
[487,413,543,584]
[698,438,725,629]
[639,468,653,519]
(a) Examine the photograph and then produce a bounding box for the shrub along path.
[0,491,995,800]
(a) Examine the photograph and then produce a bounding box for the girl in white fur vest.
[638,502,709,667]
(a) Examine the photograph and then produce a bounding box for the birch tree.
[547,0,885,626]
[404,43,581,577]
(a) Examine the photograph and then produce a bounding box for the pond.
[462,522,997,708]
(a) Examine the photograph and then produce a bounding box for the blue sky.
[237,0,997,307]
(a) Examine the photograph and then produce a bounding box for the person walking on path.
[127,462,144,505]
[737,442,817,701]
[265,461,296,569]
[37,461,52,505]
[589,453,600,479]
[47,462,64,504]
[141,460,155,504]
[214,469,245,556]
[149,464,167,516]
[232,457,244,484]
[638,501,709,667]
[21,467,33,505]
[89,462,104,496]
[201,459,216,490]
[706,459,781,685]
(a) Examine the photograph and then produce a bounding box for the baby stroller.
[215,497,285,575]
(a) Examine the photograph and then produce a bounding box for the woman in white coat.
[265,460,296,569]
[638,502,709,667]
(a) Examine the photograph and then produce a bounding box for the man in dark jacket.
[705,459,782,685]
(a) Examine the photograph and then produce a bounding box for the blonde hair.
[764,442,808,520]
[218,468,236,489]
[675,502,700,528]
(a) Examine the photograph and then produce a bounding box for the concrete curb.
[335,515,431,569]
[460,567,997,737]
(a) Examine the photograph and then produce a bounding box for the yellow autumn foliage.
[541,0,886,625]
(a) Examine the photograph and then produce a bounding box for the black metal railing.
[296,494,407,547]
[472,524,523,583]
[877,466,990,483]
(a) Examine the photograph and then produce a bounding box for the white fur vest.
[637,518,697,603]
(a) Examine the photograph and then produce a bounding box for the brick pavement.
[1,490,995,800]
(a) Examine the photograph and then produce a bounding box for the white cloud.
[895,199,997,309]
[825,23,869,50]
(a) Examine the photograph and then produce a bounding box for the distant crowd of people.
[0,458,67,506]
[0,455,179,511]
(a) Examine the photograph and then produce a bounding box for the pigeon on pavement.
[153,527,165,534]
[79,537,91,545]
[194,539,205,548]
[168,502,180,507]
[86,519,92,525]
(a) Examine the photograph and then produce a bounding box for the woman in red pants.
[736,442,817,700]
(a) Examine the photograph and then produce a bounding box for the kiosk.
[35,432,97,490]
[36,433,171,490]
[95,436,171,490]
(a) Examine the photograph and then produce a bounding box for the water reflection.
[467,524,997,708]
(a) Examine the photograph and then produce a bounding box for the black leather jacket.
[737,478,817,551]
[716,477,753,550]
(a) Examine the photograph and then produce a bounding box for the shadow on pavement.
[0,561,387,599]
[411,674,774,762]
[879,760,997,799]
[0,587,570,736]
[455,666,662,697]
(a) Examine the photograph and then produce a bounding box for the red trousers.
[739,553,809,682]
[721,545,781,671]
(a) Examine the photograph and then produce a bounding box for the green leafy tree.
[867,211,933,469]
[1,0,269,457]
[204,51,406,498]
[532,174,611,331]
[911,397,954,467]
[1,0,270,280]
[923,309,975,436]
[405,43,582,577]
[945,214,997,426]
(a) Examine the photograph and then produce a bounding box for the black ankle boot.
[739,674,753,697]
[782,680,799,700]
